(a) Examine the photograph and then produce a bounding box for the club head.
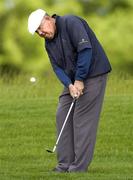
[46,149,53,153]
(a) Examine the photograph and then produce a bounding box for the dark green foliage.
[77,0,132,15]
[0,0,133,75]
[0,64,21,79]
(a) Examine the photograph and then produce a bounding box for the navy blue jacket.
[45,15,112,87]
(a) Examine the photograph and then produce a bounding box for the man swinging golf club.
[28,9,112,172]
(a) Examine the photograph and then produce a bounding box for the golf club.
[46,97,77,153]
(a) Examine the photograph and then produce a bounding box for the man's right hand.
[68,84,80,99]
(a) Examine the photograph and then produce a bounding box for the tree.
[77,0,132,15]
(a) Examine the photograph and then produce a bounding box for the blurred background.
[0,0,133,78]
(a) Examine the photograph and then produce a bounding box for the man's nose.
[38,29,44,36]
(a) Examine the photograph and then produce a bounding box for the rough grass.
[0,72,133,180]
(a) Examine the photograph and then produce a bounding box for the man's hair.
[45,13,49,16]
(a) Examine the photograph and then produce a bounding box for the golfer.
[28,9,112,172]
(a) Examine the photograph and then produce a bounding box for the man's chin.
[45,33,55,40]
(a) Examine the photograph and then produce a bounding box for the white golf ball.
[30,77,36,82]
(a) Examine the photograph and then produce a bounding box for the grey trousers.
[56,74,107,172]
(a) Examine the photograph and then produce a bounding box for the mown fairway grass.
[0,73,133,180]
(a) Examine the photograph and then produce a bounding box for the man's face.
[36,16,56,39]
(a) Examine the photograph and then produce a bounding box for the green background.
[0,0,133,75]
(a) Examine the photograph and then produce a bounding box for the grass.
[0,72,133,180]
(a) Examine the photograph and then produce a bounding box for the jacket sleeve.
[66,16,92,52]
[53,64,72,87]
[66,16,92,81]
[46,51,72,87]
[75,48,92,81]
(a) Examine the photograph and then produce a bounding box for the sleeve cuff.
[74,77,84,81]
[65,80,72,88]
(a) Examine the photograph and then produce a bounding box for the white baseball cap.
[28,9,46,35]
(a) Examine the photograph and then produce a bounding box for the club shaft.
[52,99,76,152]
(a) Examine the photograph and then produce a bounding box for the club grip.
[73,97,77,103]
